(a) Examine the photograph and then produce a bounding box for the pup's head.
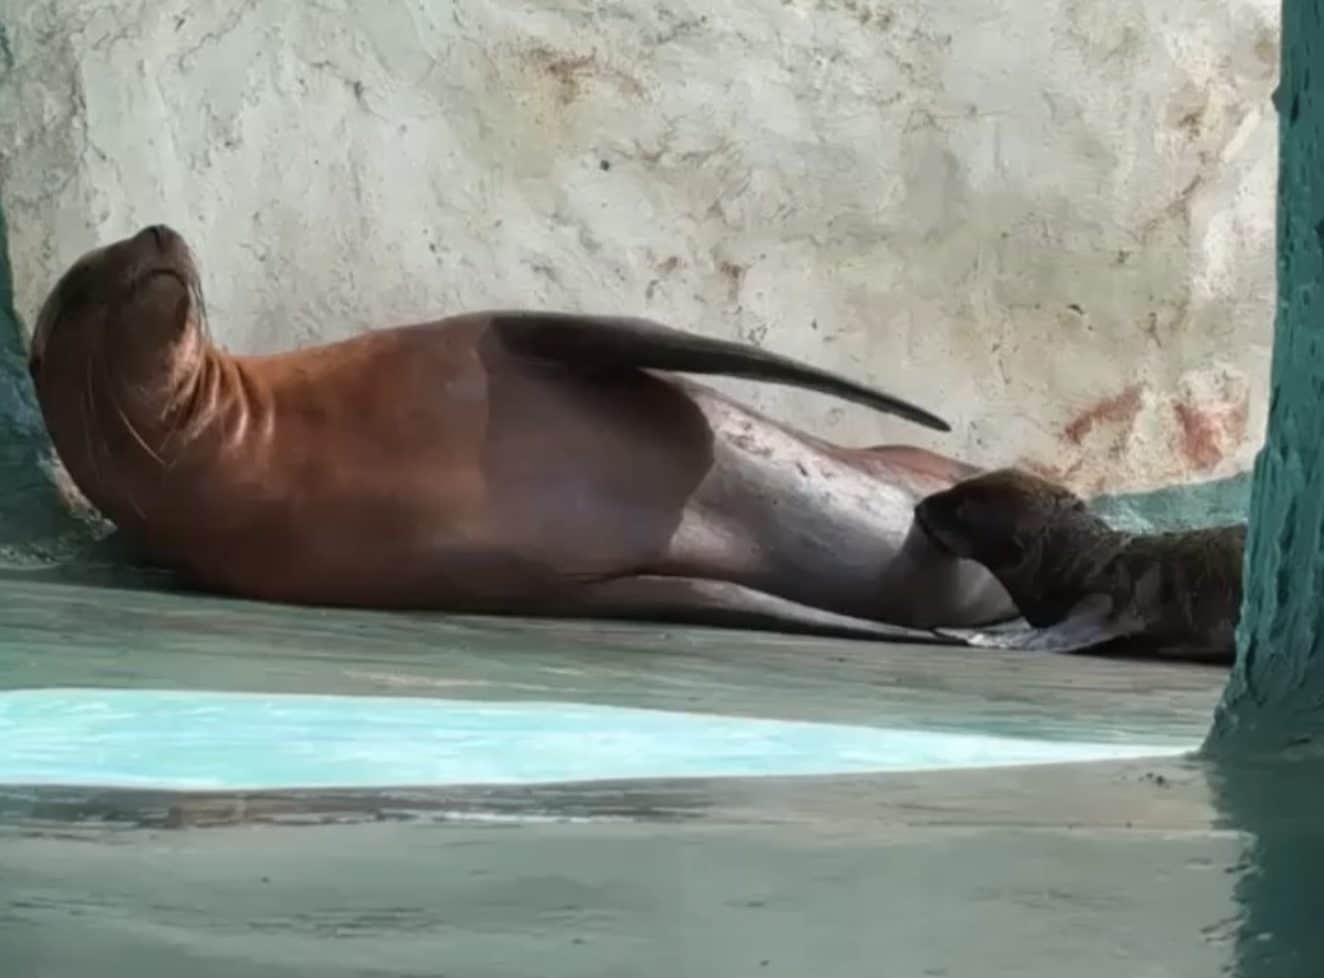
[915,468,1089,569]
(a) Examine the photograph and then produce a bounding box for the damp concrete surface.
[0,567,1319,978]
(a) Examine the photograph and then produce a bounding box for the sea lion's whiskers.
[108,384,166,470]
[79,358,103,488]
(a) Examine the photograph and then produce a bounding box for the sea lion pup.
[25,224,1016,640]
[914,468,1244,663]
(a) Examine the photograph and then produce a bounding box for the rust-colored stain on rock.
[1016,457,1071,484]
[525,47,644,105]
[1062,384,1144,446]
[1172,394,1249,471]
[717,260,745,301]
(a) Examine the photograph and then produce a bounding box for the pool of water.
[0,688,1187,790]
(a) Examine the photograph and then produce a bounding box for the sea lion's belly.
[167,350,714,608]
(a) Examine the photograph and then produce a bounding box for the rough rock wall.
[0,0,1279,511]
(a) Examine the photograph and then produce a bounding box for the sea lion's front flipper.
[937,594,1140,653]
[486,311,950,432]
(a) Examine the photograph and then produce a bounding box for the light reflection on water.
[0,688,1187,790]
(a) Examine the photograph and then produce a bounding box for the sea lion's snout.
[129,224,195,274]
[915,475,1029,565]
[914,491,975,559]
[136,223,179,251]
[123,225,203,317]
[30,225,204,397]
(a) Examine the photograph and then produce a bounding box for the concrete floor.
[0,567,1318,978]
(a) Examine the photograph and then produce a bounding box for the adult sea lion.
[914,468,1243,663]
[26,223,1016,639]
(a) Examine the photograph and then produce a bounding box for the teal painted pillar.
[0,203,85,559]
[1208,0,1324,753]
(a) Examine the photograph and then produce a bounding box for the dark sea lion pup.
[25,223,1017,640]
[914,468,1244,663]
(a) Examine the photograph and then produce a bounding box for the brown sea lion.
[914,468,1244,663]
[25,223,1017,640]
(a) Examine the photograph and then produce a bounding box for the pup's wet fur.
[916,468,1243,663]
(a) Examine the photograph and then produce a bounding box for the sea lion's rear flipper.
[937,594,1141,653]
[486,311,950,432]
[545,574,960,645]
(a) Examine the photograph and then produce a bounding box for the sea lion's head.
[915,467,1089,570]
[26,225,211,525]
[28,223,208,395]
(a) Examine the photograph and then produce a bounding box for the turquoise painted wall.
[1209,0,1324,754]
[1091,472,1251,534]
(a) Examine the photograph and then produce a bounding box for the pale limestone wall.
[0,0,1279,495]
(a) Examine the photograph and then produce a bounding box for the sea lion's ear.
[1052,487,1088,513]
